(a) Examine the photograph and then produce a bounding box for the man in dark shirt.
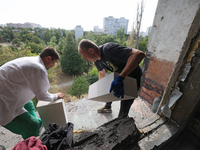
[78,39,145,117]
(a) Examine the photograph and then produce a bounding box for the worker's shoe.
[0,145,6,150]
[97,106,112,113]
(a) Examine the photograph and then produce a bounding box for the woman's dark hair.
[39,47,59,60]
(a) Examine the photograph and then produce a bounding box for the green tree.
[54,29,62,44]
[31,36,42,44]
[83,32,94,41]
[67,75,89,99]
[44,29,52,43]
[115,27,127,46]
[12,38,22,47]
[60,33,89,75]
[24,40,44,54]
[3,33,11,42]
[84,66,99,84]
[47,36,57,48]
[14,32,21,40]
[20,30,33,42]
[138,35,149,53]
[3,27,14,41]
[57,37,65,54]
[33,31,43,39]
[0,46,35,66]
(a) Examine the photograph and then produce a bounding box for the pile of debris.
[74,116,141,150]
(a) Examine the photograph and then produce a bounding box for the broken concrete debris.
[161,88,182,118]
[73,116,141,150]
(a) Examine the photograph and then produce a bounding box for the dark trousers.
[105,99,135,117]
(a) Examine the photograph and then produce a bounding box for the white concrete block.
[36,99,68,129]
[88,72,137,102]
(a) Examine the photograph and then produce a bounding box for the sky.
[0,0,158,33]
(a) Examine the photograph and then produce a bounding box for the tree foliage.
[138,35,149,53]
[31,36,42,44]
[60,33,92,75]
[0,25,149,82]
[84,66,99,84]
[115,27,127,46]
[0,46,35,66]
[0,27,14,42]
[67,75,89,99]
[12,38,22,47]
[47,36,57,48]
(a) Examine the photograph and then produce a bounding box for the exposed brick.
[139,57,175,103]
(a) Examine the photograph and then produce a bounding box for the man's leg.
[3,112,42,139]
[97,102,112,113]
[118,99,135,117]
[105,102,112,109]
[24,101,41,122]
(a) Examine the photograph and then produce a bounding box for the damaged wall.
[172,31,200,126]
[139,0,200,104]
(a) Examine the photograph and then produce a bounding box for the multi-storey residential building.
[103,16,129,36]
[93,26,99,33]
[25,22,41,28]
[93,26,103,35]
[6,22,41,29]
[0,24,6,27]
[6,23,32,29]
[75,25,83,40]
[146,26,152,36]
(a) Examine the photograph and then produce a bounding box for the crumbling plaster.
[157,3,200,113]
[147,0,199,63]
[140,0,200,104]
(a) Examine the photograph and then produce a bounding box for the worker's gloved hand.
[109,75,125,99]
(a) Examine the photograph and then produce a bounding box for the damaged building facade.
[72,1,200,149]
[138,0,200,149]
[1,0,200,149]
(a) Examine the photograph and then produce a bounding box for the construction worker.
[0,47,64,139]
[78,39,145,117]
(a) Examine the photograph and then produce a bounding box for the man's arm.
[109,48,145,98]
[99,69,105,80]
[26,71,64,101]
[119,49,145,78]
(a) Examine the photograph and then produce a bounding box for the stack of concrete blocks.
[36,99,68,129]
[88,72,137,102]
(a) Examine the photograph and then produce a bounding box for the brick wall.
[139,57,175,104]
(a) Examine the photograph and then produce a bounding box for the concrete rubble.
[74,116,141,150]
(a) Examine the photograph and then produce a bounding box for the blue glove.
[109,75,125,98]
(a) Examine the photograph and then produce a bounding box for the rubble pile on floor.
[73,116,141,150]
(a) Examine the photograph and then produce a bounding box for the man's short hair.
[78,39,98,52]
[39,47,60,60]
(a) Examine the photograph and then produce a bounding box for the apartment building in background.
[103,16,129,36]
[146,26,152,36]
[6,22,41,29]
[93,26,103,35]
[75,25,83,40]
[0,24,6,27]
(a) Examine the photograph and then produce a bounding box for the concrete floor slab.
[65,96,155,131]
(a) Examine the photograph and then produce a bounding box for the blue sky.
[0,0,158,32]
